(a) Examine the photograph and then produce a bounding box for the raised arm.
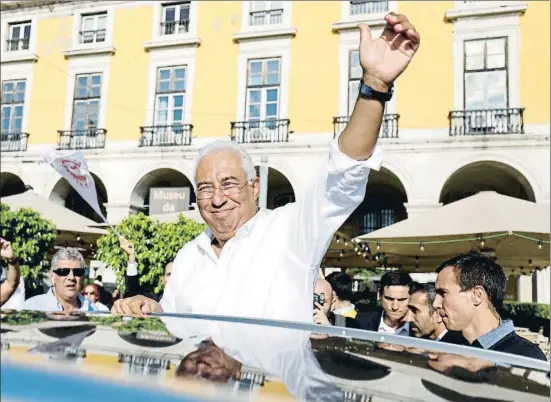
[0,239,21,307]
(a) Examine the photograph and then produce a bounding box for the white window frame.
[70,6,114,50]
[240,0,292,32]
[339,0,397,23]
[0,15,37,59]
[245,58,281,122]
[6,21,31,52]
[150,0,198,42]
[153,65,187,126]
[145,48,196,127]
[79,13,108,44]
[1,79,26,133]
[71,73,102,131]
[452,15,520,110]
[160,2,191,36]
[236,39,290,122]
[0,64,33,134]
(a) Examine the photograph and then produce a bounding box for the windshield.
[1,310,549,402]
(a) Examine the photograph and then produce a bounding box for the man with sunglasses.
[113,13,421,322]
[24,247,98,312]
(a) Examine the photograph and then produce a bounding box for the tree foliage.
[0,203,56,286]
[96,213,205,294]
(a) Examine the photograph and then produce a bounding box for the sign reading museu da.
[149,187,190,214]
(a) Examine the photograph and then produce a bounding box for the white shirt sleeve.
[126,262,138,276]
[289,138,383,267]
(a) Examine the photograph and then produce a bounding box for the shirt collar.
[378,313,410,335]
[476,319,515,349]
[435,329,448,342]
[333,304,355,316]
[49,287,88,311]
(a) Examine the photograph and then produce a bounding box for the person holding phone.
[24,247,98,312]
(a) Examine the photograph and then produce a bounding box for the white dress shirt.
[1,267,25,310]
[160,139,383,323]
[23,288,98,312]
[378,314,410,336]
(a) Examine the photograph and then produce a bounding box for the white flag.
[44,149,106,222]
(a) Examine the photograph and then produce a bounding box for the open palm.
[359,13,420,88]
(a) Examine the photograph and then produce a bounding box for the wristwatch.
[358,79,393,102]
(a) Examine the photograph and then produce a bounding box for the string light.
[419,241,425,252]
[354,247,359,252]
[376,241,381,250]
[529,259,532,266]
[339,249,344,258]
[538,240,543,249]
[344,240,348,246]
[336,236,340,243]
[479,236,485,248]
[357,251,362,256]
[363,253,367,258]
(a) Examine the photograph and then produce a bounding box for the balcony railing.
[79,29,106,44]
[139,124,193,147]
[448,108,524,136]
[333,114,400,139]
[160,19,190,35]
[1,132,29,152]
[249,9,284,26]
[350,0,389,15]
[6,38,29,52]
[57,128,106,150]
[230,119,290,143]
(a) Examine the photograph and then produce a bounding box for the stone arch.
[130,168,194,215]
[440,160,536,205]
[254,165,296,209]
[0,172,26,198]
[49,173,108,223]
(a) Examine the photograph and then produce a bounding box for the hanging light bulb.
[415,255,419,262]
[529,259,533,266]
[363,252,367,258]
[376,241,381,250]
[354,247,359,252]
[538,240,543,250]
[339,249,344,258]
[357,251,361,256]
[420,241,425,252]
[335,235,340,243]
[344,240,348,246]
[375,254,379,261]
[479,236,485,248]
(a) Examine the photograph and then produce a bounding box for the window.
[464,37,508,110]
[154,66,186,126]
[80,13,107,44]
[348,50,362,115]
[1,79,26,133]
[7,21,31,52]
[362,209,396,234]
[350,0,389,16]
[72,73,102,131]
[246,58,281,125]
[161,2,190,35]
[249,1,284,26]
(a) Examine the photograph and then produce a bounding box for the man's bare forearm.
[1,261,20,306]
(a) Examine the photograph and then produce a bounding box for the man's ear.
[252,177,260,201]
[471,285,487,307]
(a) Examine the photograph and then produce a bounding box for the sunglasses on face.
[53,268,85,277]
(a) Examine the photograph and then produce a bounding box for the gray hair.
[410,282,437,314]
[51,247,85,270]
[192,141,257,188]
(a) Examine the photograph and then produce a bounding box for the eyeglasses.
[53,268,85,277]
[84,292,97,296]
[196,181,251,200]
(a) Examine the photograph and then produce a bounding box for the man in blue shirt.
[24,247,97,313]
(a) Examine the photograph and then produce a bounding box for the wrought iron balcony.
[1,131,29,152]
[6,38,29,52]
[350,0,389,15]
[448,108,524,136]
[230,119,290,143]
[79,29,106,44]
[57,128,106,150]
[139,124,193,147]
[249,9,284,26]
[333,114,400,139]
[160,19,190,35]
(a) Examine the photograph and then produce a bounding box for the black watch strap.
[358,79,393,102]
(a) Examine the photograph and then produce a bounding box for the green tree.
[0,203,56,287]
[96,213,205,294]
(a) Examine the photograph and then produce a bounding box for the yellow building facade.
[1,0,550,300]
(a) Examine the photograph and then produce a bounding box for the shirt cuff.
[329,137,384,172]
[126,262,138,276]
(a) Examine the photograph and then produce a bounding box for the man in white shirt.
[0,238,23,309]
[112,13,421,323]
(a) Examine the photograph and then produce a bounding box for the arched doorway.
[255,166,295,210]
[341,167,408,237]
[0,172,26,198]
[130,168,194,216]
[50,174,108,223]
[440,161,536,205]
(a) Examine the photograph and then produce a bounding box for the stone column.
[517,275,533,302]
[404,202,443,219]
[103,202,131,224]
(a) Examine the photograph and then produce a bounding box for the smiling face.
[195,151,259,242]
[50,259,83,301]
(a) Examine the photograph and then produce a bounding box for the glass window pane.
[23,25,31,38]
[83,17,94,31]
[14,106,23,117]
[248,104,260,118]
[159,69,171,80]
[465,55,484,70]
[252,1,267,11]
[350,51,362,78]
[97,15,107,30]
[266,72,280,85]
[465,40,484,56]
[266,88,278,102]
[173,95,184,108]
[487,54,505,69]
[164,7,176,21]
[173,109,183,122]
[250,61,263,74]
[174,79,185,91]
[249,74,262,86]
[13,117,22,131]
[11,26,20,40]
[266,103,277,117]
[157,96,169,110]
[158,81,170,92]
[179,5,190,20]
[348,79,359,114]
[249,90,261,103]
[3,82,14,93]
[267,59,280,73]
[3,92,13,104]
[271,1,283,9]
[486,38,505,56]
[91,75,101,86]
[156,109,168,124]
[175,68,185,79]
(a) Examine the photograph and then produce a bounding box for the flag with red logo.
[44,150,106,222]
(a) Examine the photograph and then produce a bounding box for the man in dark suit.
[405,282,466,344]
[353,271,413,336]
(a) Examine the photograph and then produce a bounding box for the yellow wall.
[104,5,152,141]
[396,1,454,129]
[288,1,340,133]
[27,16,71,144]
[191,1,241,138]
[520,1,550,124]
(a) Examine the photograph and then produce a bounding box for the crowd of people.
[0,12,547,384]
